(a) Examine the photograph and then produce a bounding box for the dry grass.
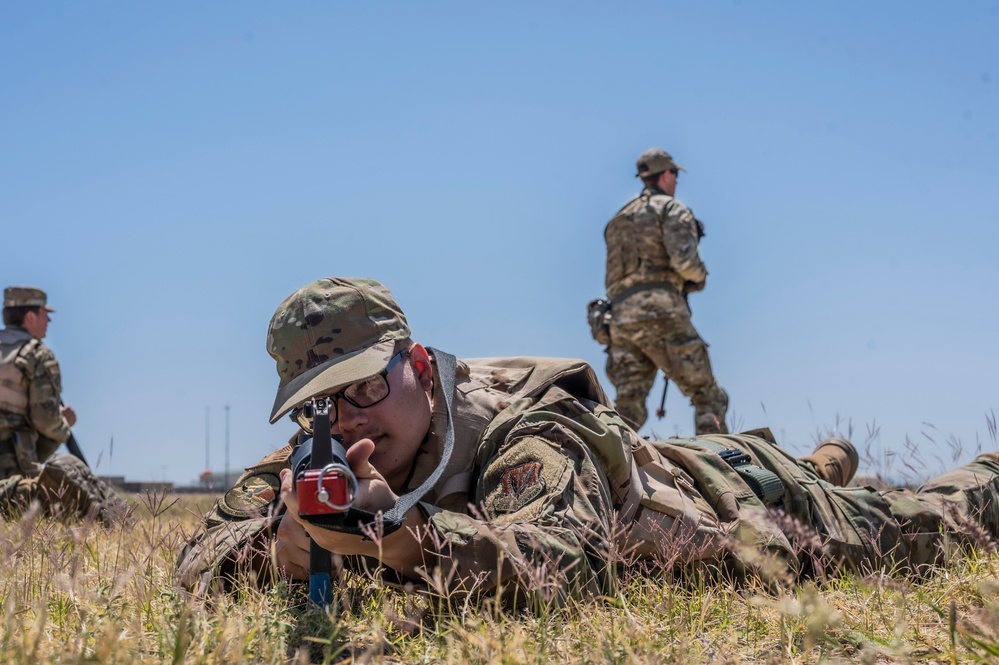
[5,413,999,664]
[2,490,999,664]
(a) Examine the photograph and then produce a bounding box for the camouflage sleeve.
[661,199,708,285]
[420,415,617,602]
[20,344,71,444]
[175,447,290,597]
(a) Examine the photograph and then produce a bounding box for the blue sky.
[3,2,997,485]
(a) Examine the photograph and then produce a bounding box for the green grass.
[3,490,999,663]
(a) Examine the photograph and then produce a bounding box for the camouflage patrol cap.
[267,277,411,423]
[635,148,687,178]
[3,286,55,312]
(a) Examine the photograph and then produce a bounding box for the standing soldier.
[0,286,128,525]
[602,147,728,434]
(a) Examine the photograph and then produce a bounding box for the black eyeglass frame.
[290,348,410,433]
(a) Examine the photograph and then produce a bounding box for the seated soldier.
[0,286,129,526]
[177,277,999,600]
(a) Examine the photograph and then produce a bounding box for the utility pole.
[205,405,210,470]
[224,404,230,485]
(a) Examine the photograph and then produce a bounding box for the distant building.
[195,469,241,490]
[98,469,241,495]
[98,476,174,493]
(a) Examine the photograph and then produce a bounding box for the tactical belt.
[610,281,676,305]
[684,440,785,506]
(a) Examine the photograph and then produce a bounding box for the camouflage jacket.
[0,327,70,476]
[177,354,629,597]
[605,188,707,300]
[177,353,944,600]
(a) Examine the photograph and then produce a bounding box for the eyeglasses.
[668,168,679,176]
[290,349,409,433]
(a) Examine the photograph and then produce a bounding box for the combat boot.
[693,387,729,435]
[801,436,859,486]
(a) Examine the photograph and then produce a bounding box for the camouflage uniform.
[177,278,999,600]
[0,287,128,525]
[603,148,727,434]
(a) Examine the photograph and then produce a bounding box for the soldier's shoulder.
[612,193,644,216]
[15,339,56,371]
[662,196,691,214]
[209,445,292,524]
[25,340,56,361]
[244,444,293,475]
[632,191,679,216]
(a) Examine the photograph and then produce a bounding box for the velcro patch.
[493,462,545,514]
[481,439,570,521]
[218,473,281,520]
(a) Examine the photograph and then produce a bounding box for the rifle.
[304,397,335,608]
[65,431,89,467]
[655,374,669,420]
[292,397,356,609]
[60,400,89,467]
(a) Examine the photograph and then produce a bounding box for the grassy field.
[2,489,999,664]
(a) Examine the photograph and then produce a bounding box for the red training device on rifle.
[297,465,354,516]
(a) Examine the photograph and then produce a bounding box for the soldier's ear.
[22,309,40,334]
[409,344,434,390]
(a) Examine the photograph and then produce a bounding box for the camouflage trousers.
[0,453,130,526]
[607,289,727,434]
[687,434,999,576]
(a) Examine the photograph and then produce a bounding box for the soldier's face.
[658,169,678,196]
[331,343,434,491]
[23,309,50,339]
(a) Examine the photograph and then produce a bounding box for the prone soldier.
[0,286,129,525]
[178,277,999,602]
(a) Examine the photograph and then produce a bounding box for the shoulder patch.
[480,439,571,521]
[217,473,281,520]
[494,461,545,513]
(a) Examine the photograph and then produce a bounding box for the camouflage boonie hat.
[635,148,687,178]
[3,286,55,312]
[267,277,411,423]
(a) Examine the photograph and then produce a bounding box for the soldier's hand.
[60,405,77,427]
[278,440,429,576]
[274,514,311,580]
[342,438,400,514]
[16,476,39,495]
[278,467,369,557]
[278,438,398,555]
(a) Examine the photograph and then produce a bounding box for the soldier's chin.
[374,454,408,484]
[368,449,389,472]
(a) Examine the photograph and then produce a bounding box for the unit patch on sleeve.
[493,461,545,513]
[481,439,571,521]
[218,473,281,520]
